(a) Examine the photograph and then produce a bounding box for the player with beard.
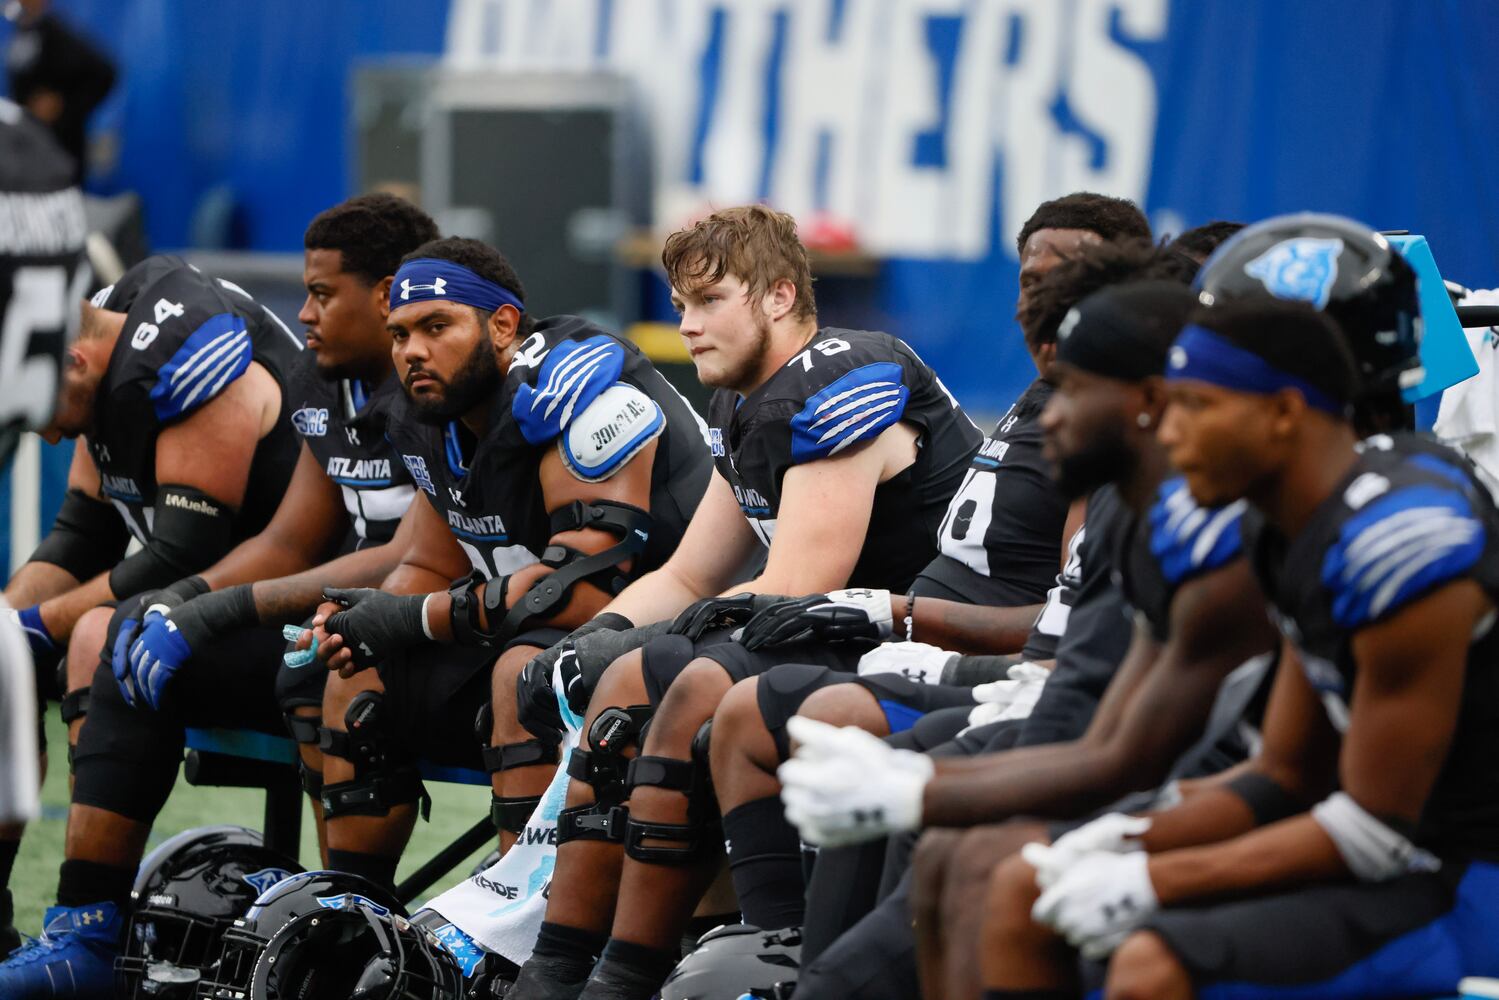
[781,214,1436,1000]
[298,236,712,897]
[498,204,981,1000]
[777,275,1276,1000]
[674,230,1192,962]
[0,195,437,998]
[974,299,1499,1000]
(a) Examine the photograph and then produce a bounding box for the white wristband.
[420,594,436,640]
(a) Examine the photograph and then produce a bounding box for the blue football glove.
[126,610,194,711]
[108,578,210,708]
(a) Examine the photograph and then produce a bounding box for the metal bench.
[183,727,494,906]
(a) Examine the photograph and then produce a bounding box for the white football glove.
[778,715,933,847]
[856,641,958,685]
[962,661,1051,731]
[1021,812,1152,891]
[1031,850,1158,959]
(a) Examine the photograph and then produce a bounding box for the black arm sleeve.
[29,488,130,581]
[107,485,235,599]
[942,654,1021,686]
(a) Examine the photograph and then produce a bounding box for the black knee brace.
[623,720,719,864]
[556,704,654,845]
[476,702,560,834]
[282,702,323,796]
[317,691,429,820]
[61,689,90,766]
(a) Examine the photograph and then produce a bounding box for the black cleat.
[0,889,19,956]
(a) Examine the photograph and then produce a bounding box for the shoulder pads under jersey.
[148,312,253,422]
[1321,481,1486,628]
[560,383,665,481]
[788,361,909,464]
[513,334,625,446]
[1149,477,1246,587]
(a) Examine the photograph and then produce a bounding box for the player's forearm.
[4,561,80,607]
[1147,813,1345,906]
[923,741,1138,827]
[249,543,404,625]
[200,534,323,592]
[892,595,1039,655]
[1137,786,1259,853]
[602,564,709,629]
[37,573,116,643]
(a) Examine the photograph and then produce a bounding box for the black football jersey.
[86,256,303,545]
[923,377,1069,606]
[1105,475,1249,641]
[1017,485,1133,746]
[0,100,88,466]
[1243,437,1499,859]
[706,328,982,593]
[286,351,415,550]
[387,315,712,581]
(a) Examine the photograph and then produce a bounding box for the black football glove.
[738,588,894,651]
[320,587,428,671]
[667,593,791,641]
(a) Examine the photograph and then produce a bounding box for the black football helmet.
[113,825,301,998]
[658,924,801,1000]
[1195,213,1423,401]
[197,869,412,999]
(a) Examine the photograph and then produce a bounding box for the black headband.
[1053,280,1198,382]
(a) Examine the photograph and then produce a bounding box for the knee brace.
[475,702,561,834]
[556,704,653,845]
[61,689,90,766]
[623,719,719,864]
[282,702,324,797]
[317,690,429,820]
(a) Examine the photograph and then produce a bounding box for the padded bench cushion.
[184,728,490,786]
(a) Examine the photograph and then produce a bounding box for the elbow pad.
[1311,791,1441,881]
[108,485,235,598]
[30,489,131,580]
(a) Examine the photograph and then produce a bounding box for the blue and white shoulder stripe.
[1148,477,1246,586]
[1322,483,1486,628]
[149,313,252,421]
[789,361,909,463]
[513,335,625,445]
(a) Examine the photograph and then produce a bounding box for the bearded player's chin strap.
[447,499,653,648]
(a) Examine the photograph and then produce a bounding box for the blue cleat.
[0,902,123,997]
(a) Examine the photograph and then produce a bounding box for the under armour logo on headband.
[400,276,447,300]
[390,257,525,315]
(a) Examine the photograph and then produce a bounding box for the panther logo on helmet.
[241,868,295,897]
[1242,237,1345,309]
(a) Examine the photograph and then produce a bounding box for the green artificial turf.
[10,711,494,934]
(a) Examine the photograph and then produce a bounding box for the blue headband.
[1165,324,1345,415]
[389,258,525,315]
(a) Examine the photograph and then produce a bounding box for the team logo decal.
[292,406,329,436]
[315,893,391,917]
[1243,237,1344,309]
[709,428,725,457]
[241,868,294,896]
[402,454,437,495]
[432,923,486,976]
